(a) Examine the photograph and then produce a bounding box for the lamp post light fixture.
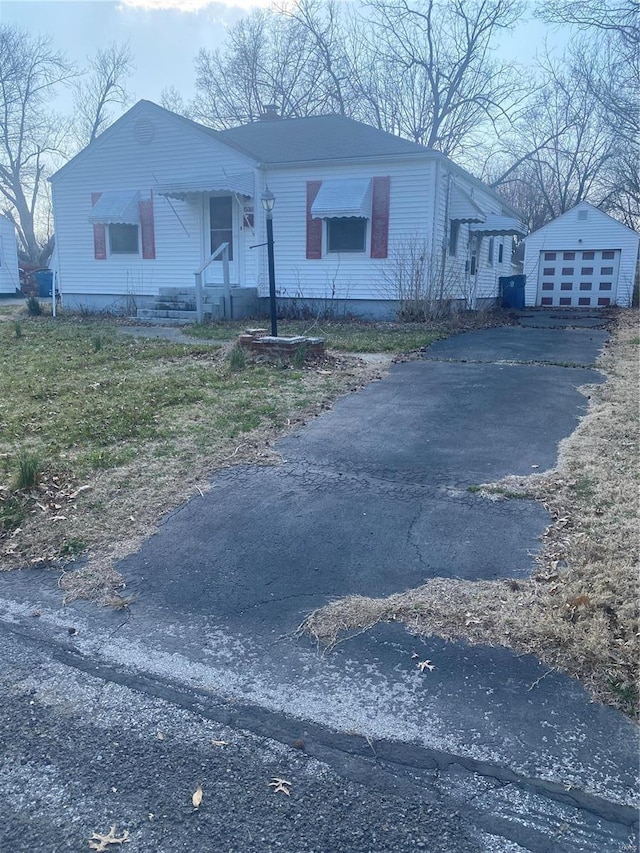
[261,189,278,337]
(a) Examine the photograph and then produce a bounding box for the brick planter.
[238,329,325,358]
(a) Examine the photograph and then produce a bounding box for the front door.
[204,194,239,285]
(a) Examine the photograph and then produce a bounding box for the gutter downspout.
[439,171,452,302]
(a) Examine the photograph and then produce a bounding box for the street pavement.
[0,310,637,852]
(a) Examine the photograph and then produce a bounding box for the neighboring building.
[523,202,640,308]
[49,100,525,320]
[0,215,20,297]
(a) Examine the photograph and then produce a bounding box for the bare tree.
[536,0,640,45]
[160,85,192,118]
[364,0,526,155]
[0,25,75,262]
[280,0,351,116]
[533,1,640,226]
[72,42,134,147]
[488,46,618,230]
[191,10,335,127]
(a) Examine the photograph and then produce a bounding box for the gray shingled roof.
[217,114,430,163]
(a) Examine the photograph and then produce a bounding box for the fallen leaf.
[192,784,203,809]
[88,825,130,851]
[211,739,228,747]
[268,777,291,795]
[417,660,434,673]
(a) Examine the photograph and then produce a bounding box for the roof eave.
[258,151,435,169]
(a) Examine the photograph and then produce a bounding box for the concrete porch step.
[154,301,198,312]
[137,308,200,321]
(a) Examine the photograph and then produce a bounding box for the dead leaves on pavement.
[89,826,129,851]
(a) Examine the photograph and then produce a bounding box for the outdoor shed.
[523,202,639,308]
[0,215,20,296]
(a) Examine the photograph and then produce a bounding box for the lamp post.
[261,189,277,337]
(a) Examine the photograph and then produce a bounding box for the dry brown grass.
[302,310,640,715]
[12,353,384,606]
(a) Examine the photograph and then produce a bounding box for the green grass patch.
[59,537,87,558]
[187,322,245,341]
[0,315,372,567]
[185,319,445,353]
[0,493,26,534]
[14,450,41,490]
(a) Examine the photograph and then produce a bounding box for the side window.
[109,224,139,255]
[448,220,460,256]
[498,242,504,263]
[326,218,367,253]
[487,237,494,265]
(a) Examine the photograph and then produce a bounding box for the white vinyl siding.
[51,101,526,311]
[51,103,256,302]
[433,174,515,306]
[0,215,20,295]
[261,160,436,302]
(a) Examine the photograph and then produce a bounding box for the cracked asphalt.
[1,309,637,852]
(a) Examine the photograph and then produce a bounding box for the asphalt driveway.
[1,311,637,851]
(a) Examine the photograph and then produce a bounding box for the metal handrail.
[194,242,230,323]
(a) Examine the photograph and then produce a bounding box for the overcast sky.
[2,0,570,112]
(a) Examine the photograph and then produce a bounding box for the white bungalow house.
[523,202,639,308]
[49,100,525,321]
[0,215,20,297]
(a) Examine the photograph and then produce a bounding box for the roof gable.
[50,100,257,184]
[525,201,639,240]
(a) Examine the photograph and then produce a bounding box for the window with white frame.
[109,224,139,254]
[488,237,494,265]
[326,217,367,253]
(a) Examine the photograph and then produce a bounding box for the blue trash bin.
[35,269,53,298]
[499,275,526,309]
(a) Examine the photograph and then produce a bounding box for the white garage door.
[537,249,620,307]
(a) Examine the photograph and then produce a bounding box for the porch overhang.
[468,215,526,236]
[449,184,486,223]
[311,178,372,219]
[156,172,254,200]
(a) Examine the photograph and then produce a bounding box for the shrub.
[26,296,43,316]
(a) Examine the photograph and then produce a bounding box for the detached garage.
[523,202,639,308]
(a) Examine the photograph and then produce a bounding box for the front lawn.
[186,319,452,352]
[0,313,382,592]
